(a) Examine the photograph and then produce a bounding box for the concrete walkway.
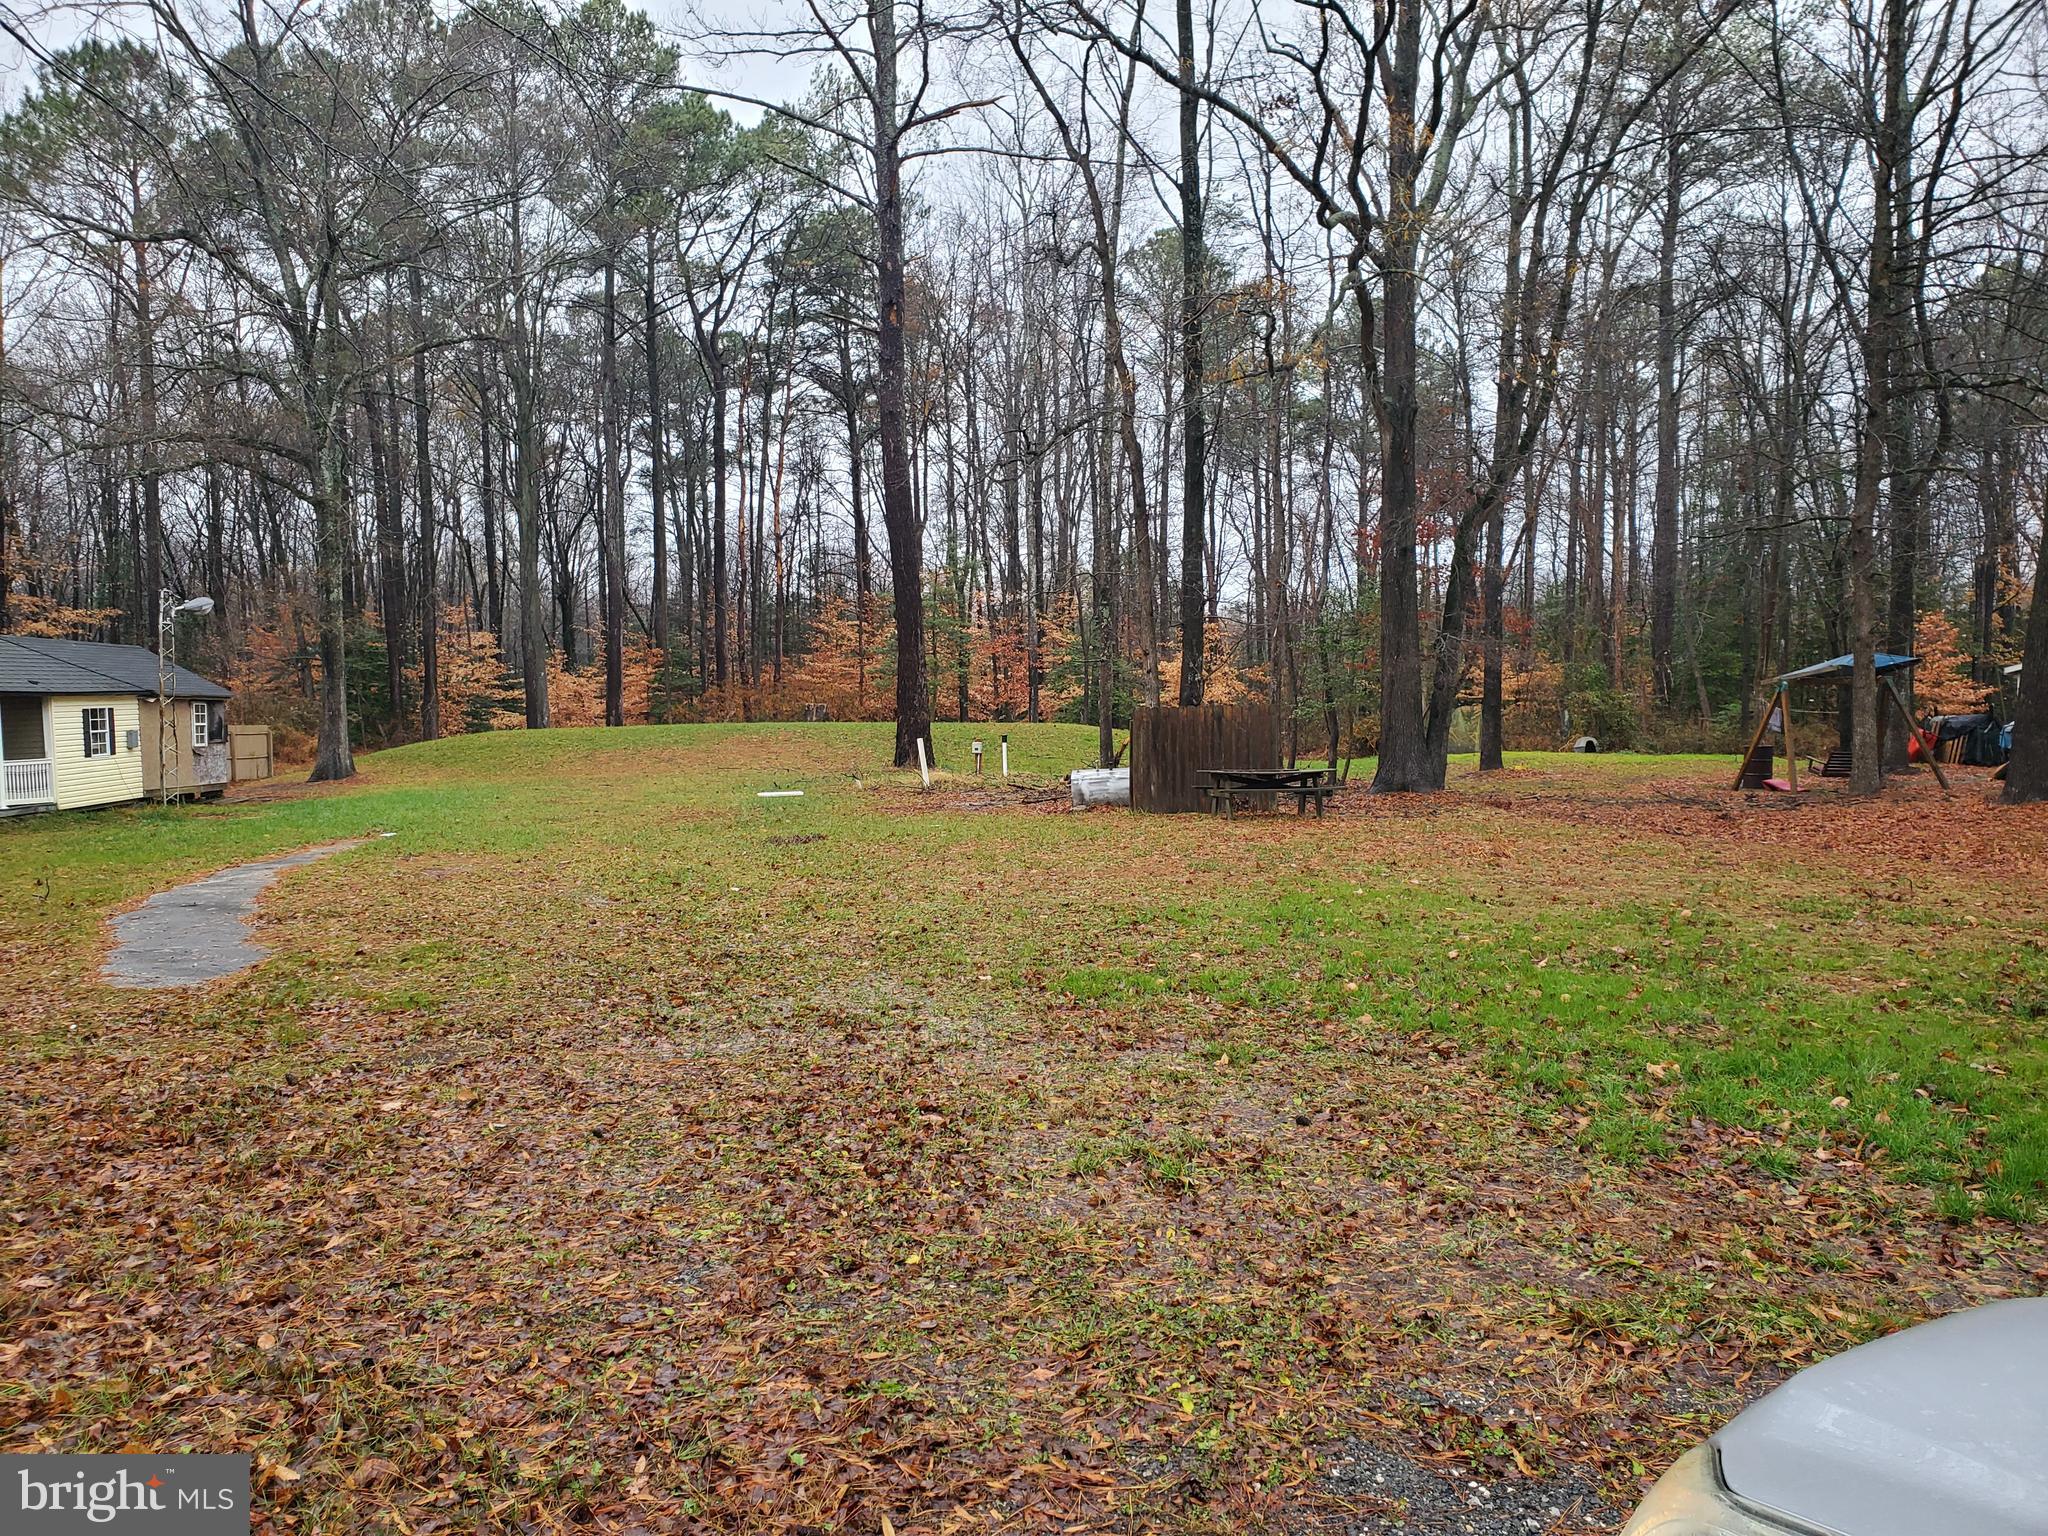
[104,840,371,989]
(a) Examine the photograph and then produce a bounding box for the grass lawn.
[3,723,2044,1534]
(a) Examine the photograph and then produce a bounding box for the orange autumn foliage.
[776,599,896,721]
[497,638,660,728]
[226,596,322,762]
[1914,611,1993,716]
[430,617,515,733]
[4,591,119,638]
[1157,618,1259,706]
[720,590,1088,724]
[973,617,1036,720]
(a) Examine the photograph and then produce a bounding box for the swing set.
[1733,652,1951,794]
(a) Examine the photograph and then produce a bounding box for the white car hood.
[1716,1298,2048,1536]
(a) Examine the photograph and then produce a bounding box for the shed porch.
[1,694,56,812]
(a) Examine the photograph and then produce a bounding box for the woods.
[5,2,2048,1515]
[1,0,2043,791]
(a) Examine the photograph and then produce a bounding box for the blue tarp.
[1774,652,1918,687]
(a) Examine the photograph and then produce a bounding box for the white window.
[192,702,209,749]
[82,706,114,759]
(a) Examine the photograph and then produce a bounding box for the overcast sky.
[0,0,818,112]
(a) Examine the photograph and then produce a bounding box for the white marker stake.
[1000,736,1009,778]
[915,737,931,788]
[757,790,804,798]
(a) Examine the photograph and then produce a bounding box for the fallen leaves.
[2,733,2043,1536]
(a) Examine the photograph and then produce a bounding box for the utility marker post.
[1000,735,1009,779]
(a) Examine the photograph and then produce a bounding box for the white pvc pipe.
[915,737,931,788]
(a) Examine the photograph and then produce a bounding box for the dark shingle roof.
[0,635,232,700]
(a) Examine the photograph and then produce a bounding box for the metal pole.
[158,588,173,806]
[157,593,214,804]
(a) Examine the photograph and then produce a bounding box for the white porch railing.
[3,758,55,808]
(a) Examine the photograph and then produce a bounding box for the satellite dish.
[174,596,215,616]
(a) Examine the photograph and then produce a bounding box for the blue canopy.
[1774,652,1918,687]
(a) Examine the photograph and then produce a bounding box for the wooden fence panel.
[229,725,274,782]
[1130,703,1277,813]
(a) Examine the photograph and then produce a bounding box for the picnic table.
[1197,766,1336,819]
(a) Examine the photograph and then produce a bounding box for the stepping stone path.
[104,840,374,989]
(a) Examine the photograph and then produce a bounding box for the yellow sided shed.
[0,636,232,816]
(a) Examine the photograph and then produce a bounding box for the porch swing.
[1732,652,1951,794]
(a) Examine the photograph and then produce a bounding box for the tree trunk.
[1479,102,1527,773]
[1095,365,1119,768]
[412,261,440,741]
[309,369,356,782]
[131,216,164,640]
[1649,100,1681,704]
[1026,424,1044,722]
[2003,551,2048,803]
[1104,222,1155,711]
[871,0,931,767]
[840,327,871,606]
[601,259,626,726]
[712,355,731,690]
[511,206,550,728]
[478,354,504,648]
[1368,0,1432,791]
[646,241,669,656]
[1849,0,1906,796]
[1479,499,1506,770]
[204,463,225,622]
[1174,0,1207,704]
[365,378,407,730]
